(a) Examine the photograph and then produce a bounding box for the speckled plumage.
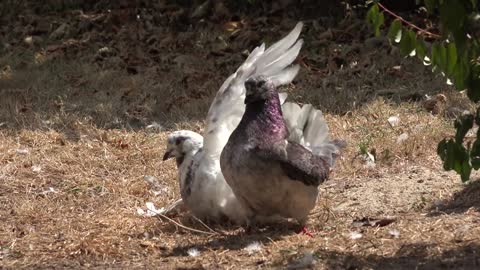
[163,130,247,224]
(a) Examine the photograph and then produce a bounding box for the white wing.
[203,22,304,159]
[282,103,329,147]
[282,101,345,167]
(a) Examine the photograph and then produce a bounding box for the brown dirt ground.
[1,2,480,269]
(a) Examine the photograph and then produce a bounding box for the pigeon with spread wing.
[220,75,345,231]
[163,23,305,224]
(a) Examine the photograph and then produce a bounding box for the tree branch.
[378,3,440,38]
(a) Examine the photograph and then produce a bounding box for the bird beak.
[163,150,174,161]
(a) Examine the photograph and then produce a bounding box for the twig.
[152,209,219,236]
[191,215,224,235]
[378,3,440,38]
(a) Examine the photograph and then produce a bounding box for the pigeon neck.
[175,156,185,168]
[176,147,200,169]
[242,95,287,143]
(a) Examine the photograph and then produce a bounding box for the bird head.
[163,130,203,165]
[244,76,276,104]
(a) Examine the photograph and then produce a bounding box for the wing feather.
[255,141,330,186]
[203,22,304,159]
[281,102,346,167]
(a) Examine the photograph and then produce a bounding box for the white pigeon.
[162,22,307,224]
[163,130,247,223]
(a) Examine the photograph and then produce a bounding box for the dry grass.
[1,15,480,268]
[1,97,479,269]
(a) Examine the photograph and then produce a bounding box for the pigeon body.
[220,77,344,224]
[163,23,305,224]
[163,130,247,224]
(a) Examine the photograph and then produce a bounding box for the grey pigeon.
[220,76,345,229]
[162,23,305,224]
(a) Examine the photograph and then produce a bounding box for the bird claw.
[297,226,314,237]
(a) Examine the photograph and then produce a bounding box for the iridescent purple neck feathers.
[238,93,288,145]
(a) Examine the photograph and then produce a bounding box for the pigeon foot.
[297,226,314,237]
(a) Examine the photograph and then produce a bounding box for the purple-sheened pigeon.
[220,76,345,229]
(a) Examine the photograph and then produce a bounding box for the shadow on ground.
[315,242,480,270]
[166,231,287,258]
[160,220,296,257]
[430,179,480,215]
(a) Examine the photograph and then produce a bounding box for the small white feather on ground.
[287,251,316,269]
[187,248,200,257]
[244,241,262,255]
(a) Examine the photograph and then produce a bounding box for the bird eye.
[175,137,185,145]
[257,80,265,88]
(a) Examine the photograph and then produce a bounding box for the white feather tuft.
[244,241,262,255]
[187,248,200,257]
[137,202,165,217]
[287,251,316,269]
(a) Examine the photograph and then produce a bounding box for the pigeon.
[220,75,345,230]
[162,22,305,224]
[163,130,247,224]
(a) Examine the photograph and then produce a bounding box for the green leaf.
[454,113,474,143]
[387,19,402,43]
[445,139,456,170]
[439,0,466,33]
[377,12,385,36]
[470,139,480,169]
[459,158,472,182]
[467,76,480,102]
[439,44,448,71]
[367,4,384,37]
[438,133,474,181]
[416,39,427,62]
[467,85,480,102]
[419,0,480,182]
[399,29,417,56]
[446,42,457,75]
[431,42,439,68]
[437,138,448,161]
[432,42,447,71]
[452,26,468,52]
[439,138,471,181]
[452,55,469,90]
[366,4,377,22]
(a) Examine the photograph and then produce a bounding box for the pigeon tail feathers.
[282,102,345,167]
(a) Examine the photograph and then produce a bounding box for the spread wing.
[202,22,304,160]
[256,140,331,186]
[282,102,346,167]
